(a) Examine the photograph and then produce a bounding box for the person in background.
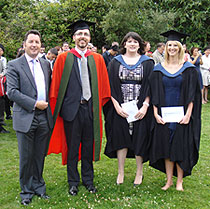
[152,43,165,65]
[7,30,53,205]
[144,41,152,57]
[183,44,191,62]
[0,44,7,69]
[38,43,46,58]
[102,45,110,54]
[47,20,110,196]
[54,45,63,55]
[112,41,119,47]
[16,49,25,58]
[102,44,119,68]
[62,41,70,52]
[200,46,210,103]
[149,30,201,191]
[190,47,203,99]
[0,44,12,120]
[104,32,154,186]
[41,48,58,70]
[0,59,9,133]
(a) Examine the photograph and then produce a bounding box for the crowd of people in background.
[0,24,209,206]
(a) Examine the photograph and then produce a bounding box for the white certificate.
[161,106,184,123]
[121,100,139,123]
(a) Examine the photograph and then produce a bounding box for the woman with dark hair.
[104,32,154,185]
[149,30,201,191]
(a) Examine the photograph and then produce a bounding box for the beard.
[76,38,89,49]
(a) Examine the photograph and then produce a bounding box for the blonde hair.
[164,41,185,64]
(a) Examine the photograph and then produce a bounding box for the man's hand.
[35,101,48,110]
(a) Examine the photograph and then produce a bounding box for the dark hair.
[204,45,210,52]
[49,48,58,56]
[111,45,119,52]
[0,44,5,52]
[102,45,110,50]
[41,43,45,48]
[120,32,145,55]
[190,47,199,56]
[157,42,165,48]
[16,49,25,58]
[24,30,41,42]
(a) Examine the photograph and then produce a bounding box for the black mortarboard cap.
[160,30,189,43]
[68,19,95,35]
[0,44,5,52]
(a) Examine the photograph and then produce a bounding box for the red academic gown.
[47,49,110,165]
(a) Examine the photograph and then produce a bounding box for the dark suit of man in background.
[7,30,53,206]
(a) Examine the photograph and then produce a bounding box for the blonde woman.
[149,30,201,191]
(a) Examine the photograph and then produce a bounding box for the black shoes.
[69,184,97,196]
[0,126,9,133]
[69,185,78,196]
[37,193,50,199]
[85,184,97,193]
[6,115,12,120]
[21,198,31,206]
[20,193,50,205]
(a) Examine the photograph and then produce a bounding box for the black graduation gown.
[149,62,201,177]
[104,55,154,161]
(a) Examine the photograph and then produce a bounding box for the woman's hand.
[135,104,148,120]
[179,114,190,124]
[153,105,165,124]
[154,114,165,124]
[180,102,193,124]
[111,97,129,118]
[115,105,129,118]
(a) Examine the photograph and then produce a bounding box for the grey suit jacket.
[6,55,53,133]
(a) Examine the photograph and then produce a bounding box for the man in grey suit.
[7,30,53,206]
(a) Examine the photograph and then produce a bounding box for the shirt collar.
[25,53,39,63]
[75,46,87,56]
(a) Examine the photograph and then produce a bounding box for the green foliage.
[0,0,209,60]
[153,0,210,47]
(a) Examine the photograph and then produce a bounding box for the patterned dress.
[119,64,143,134]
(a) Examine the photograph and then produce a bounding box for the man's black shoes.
[37,193,50,199]
[69,185,78,196]
[21,198,31,206]
[85,184,97,193]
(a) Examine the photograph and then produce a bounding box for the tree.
[102,0,175,50]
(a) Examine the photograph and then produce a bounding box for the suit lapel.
[74,56,82,86]
[21,55,37,90]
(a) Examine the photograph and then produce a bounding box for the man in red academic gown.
[48,20,110,196]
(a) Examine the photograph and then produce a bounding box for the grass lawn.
[0,103,210,209]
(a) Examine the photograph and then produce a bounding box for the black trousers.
[64,103,94,187]
[16,110,49,200]
[4,95,12,117]
[0,96,5,125]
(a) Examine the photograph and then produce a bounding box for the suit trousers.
[0,96,5,125]
[16,109,50,200]
[63,103,94,187]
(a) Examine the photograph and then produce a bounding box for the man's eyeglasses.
[74,32,90,37]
